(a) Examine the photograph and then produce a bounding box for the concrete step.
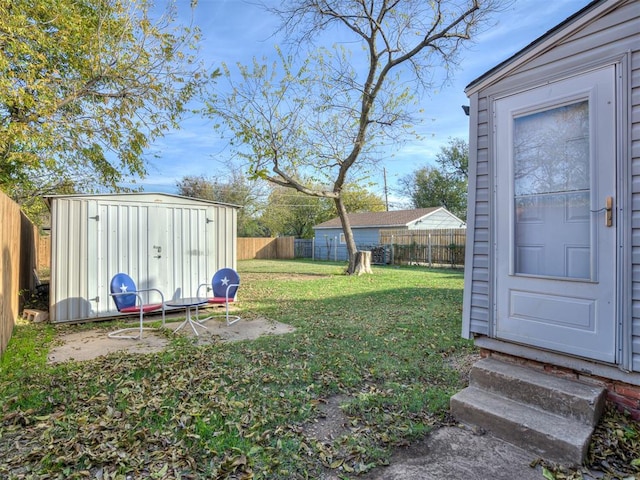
[470,357,606,426]
[450,386,594,464]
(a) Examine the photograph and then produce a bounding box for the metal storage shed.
[47,193,239,323]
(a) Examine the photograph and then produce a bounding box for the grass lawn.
[0,259,475,479]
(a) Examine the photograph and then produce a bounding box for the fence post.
[390,235,394,265]
[450,231,457,267]
[428,233,432,267]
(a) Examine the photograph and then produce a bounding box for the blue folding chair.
[109,273,166,339]
[196,268,241,326]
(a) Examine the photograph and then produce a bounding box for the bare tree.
[209,0,502,274]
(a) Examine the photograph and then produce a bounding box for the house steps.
[450,357,606,465]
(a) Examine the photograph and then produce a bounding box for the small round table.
[166,297,208,336]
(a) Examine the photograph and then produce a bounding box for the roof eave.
[43,192,242,209]
[465,0,613,96]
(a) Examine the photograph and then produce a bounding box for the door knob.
[605,196,613,227]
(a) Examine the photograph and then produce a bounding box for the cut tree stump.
[353,250,373,275]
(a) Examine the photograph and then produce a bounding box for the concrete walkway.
[357,425,547,480]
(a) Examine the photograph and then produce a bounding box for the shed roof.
[314,207,456,229]
[44,192,241,209]
[465,0,614,94]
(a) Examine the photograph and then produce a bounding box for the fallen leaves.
[532,404,640,480]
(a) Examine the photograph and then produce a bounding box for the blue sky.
[140,0,590,207]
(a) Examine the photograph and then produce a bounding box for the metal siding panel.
[472,252,489,269]
[472,281,490,297]
[67,200,82,321]
[632,41,640,369]
[220,206,229,269]
[474,229,490,243]
[471,292,490,309]
[464,90,492,337]
[50,194,235,322]
[52,198,89,322]
[86,201,99,318]
[470,317,489,335]
[50,199,67,322]
[222,205,237,269]
[204,206,217,278]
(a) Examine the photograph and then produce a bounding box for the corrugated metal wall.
[50,194,237,323]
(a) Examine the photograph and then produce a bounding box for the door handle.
[605,196,613,227]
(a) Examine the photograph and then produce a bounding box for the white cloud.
[139,0,589,195]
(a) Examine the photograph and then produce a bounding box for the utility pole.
[383,167,389,211]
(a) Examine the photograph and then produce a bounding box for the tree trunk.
[353,250,373,276]
[334,196,357,273]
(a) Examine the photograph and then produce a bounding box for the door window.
[513,101,591,279]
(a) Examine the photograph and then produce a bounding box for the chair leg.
[108,309,157,339]
[225,301,240,326]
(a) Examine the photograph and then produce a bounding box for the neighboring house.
[453,0,640,465]
[46,193,239,323]
[313,207,465,261]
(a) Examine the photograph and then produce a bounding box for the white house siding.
[408,209,466,229]
[463,1,640,368]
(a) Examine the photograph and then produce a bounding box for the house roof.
[314,207,459,229]
[465,0,613,95]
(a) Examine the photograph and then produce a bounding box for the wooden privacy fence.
[38,235,51,273]
[379,228,467,267]
[0,191,43,356]
[238,237,295,260]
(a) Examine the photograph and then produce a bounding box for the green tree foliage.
[261,183,385,238]
[208,0,501,273]
[402,166,467,220]
[339,187,387,217]
[177,172,268,237]
[400,138,468,220]
[436,137,469,181]
[261,187,331,238]
[0,0,214,222]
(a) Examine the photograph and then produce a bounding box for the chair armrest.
[225,283,240,301]
[196,283,210,299]
[110,288,165,306]
[136,287,165,305]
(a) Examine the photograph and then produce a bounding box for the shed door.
[148,205,169,295]
[495,66,617,363]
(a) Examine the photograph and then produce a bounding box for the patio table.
[166,297,208,336]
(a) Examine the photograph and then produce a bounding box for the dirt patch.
[303,394,350,442]
[47,316,296,364]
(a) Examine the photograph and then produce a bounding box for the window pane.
[513,101,591,279]
[514,101,589,196]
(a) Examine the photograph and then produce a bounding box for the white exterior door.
[495,66,617,363]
